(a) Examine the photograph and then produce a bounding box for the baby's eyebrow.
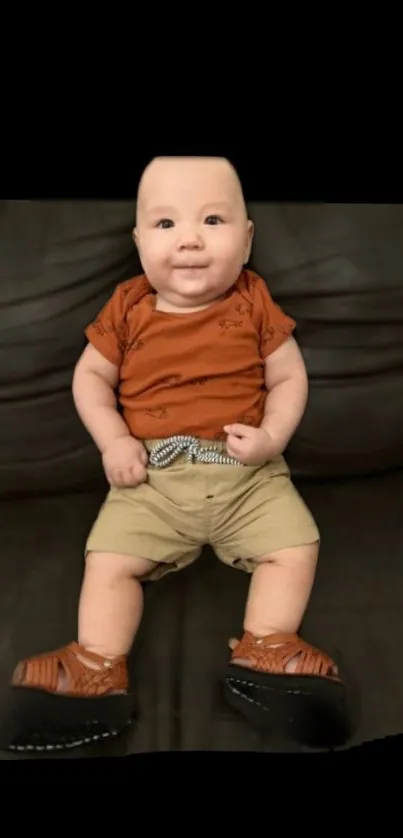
[144,205,177,217]
[200,201,232,212]
[144,201,233,217]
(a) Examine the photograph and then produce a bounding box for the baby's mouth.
[174,263,209,269]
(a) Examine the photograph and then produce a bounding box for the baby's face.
[134,157,253,310]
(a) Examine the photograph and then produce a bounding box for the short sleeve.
[252,275,296,358]
[85,284,128,367]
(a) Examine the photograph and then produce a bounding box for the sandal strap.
[14,642,128,696]
[230,631,337,678]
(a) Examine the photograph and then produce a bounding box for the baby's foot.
[12,642,128,696]
[228,634,338,678]
[229,636,300,673]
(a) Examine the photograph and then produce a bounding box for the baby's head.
[133,156,254,311]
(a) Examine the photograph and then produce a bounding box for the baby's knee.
[85,550,155,580]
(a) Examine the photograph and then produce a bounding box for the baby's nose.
[178,226,204,248]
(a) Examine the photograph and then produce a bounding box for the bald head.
[136,156,247,222]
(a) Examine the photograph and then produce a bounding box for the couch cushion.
[0,201,140,497]
[248,202,403,477]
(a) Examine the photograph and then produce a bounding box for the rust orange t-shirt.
[84,269,296,441]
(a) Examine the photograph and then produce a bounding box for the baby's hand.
[223,424,277,466]
[102,436,148,487]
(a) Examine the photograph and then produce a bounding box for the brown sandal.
[223,631,351,748]
[1,642,134,753]
[229,631,339,677]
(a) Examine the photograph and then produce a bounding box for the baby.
[6,157,348,752]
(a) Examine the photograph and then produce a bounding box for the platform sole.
[0,686,135,753]
[223,664,352,749]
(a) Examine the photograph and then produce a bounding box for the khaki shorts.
[85,439,319,581]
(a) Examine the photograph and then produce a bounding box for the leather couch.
[1,199,402,756]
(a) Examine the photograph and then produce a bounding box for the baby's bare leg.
[244,542,319,637]
[231,542,320,672]
[78,551,154,658]
[7,551,156,750]
[226,542,346,747]
[47,551,154,692]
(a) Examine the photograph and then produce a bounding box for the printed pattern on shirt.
[84,270,296,440]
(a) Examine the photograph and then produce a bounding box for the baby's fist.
[102,436,148,487]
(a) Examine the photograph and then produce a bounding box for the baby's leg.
[226,544,349,747]
[48,551,155,693]
[233,542,321,672]
[6,551,155,751]
[4,478,199,752]
[217,458,350,746]
[78,551,153,657]
[225,541,350,747]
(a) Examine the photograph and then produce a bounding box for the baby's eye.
[156,218,174,229]
[205,215,224,225]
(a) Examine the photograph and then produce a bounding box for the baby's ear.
[132,227,138,248]
[244,218,254,263]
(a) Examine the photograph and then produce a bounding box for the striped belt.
[147,435,243,468]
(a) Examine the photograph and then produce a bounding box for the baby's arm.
[72,343,128,454]
[225,276,307,464]
[261,335,308,454]
[72,344,147,487]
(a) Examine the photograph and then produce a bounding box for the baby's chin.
[149,269,237,304]
[170,274,232,296]
[173,286,225,305]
